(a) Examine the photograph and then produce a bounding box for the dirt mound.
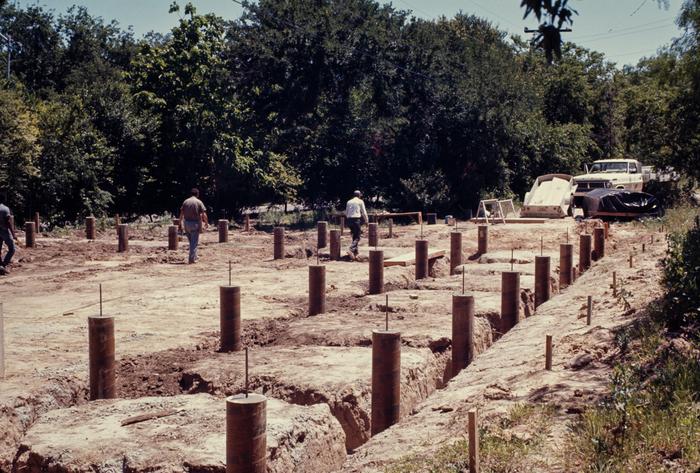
[179,345,445,451]
[15,394,347,473]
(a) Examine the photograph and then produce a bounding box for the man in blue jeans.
[177,188,209,264]
[0,197,18,274]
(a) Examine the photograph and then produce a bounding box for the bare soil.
[0,217,660,472]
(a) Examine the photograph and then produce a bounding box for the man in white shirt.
[345,190,368,259]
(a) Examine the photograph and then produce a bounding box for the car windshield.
[589,162,628,173]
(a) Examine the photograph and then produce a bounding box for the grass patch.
[564,315,700,472]
[630,204,698,233]
[384,404,555,473]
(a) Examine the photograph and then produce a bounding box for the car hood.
[574,173,624,182]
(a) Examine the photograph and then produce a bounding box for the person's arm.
[201,211,209,228]
[178,207,184,231]
[361,201,369,225]
[345,201,350,218]
[7,214,17,241]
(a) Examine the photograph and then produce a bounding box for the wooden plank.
[471,218,547,224]
[121,409,180,427]
[384,249,446,267]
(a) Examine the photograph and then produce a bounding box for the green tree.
[34,93,115,222]
[0,87,40,212]
[130,3,299,214]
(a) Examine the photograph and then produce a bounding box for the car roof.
[592,159,637,163]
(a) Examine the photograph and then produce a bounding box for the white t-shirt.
[346,197,368,221]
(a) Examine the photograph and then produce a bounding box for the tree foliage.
[0,0,697,224]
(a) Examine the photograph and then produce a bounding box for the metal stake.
[385,294,389,331]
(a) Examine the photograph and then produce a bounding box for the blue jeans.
[0,228,15,266]
[184,220,200,263]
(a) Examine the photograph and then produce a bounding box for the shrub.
[661,222,700,331]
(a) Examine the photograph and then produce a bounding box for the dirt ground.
[0,216,661,472]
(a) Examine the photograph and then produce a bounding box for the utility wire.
[630,0,649,17]
[577,24,672,44]
[569,18,670,41]
[464,0,520,28]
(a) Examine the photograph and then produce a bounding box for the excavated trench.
[2,232,580,473]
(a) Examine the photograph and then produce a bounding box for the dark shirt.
[0,204,11,231]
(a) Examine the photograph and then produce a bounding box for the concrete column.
[329,229,341,261]
[88,315,116,400]
[369,250,384,295]
[317,221,328,249]
[559,243,573,288]
[500,271,520,334]
[451,293,474,377]
[273,227,284,260]
[117,224,128,252]
[220,286,241,352]
[308,265,326,316]
[534,255,551,308]
[86,217,96,240]
[579,234,592,272]
[593,227,605,261]
[450,231,463,275]
[368,222,378,247]
[168,225,178,250]
[371,330,400,436]
[218,219,229,243]
[226,394,267,473]
[477,225,488,255]
[415,240,429,279]
[24,221,35,248]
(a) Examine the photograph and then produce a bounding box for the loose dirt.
[0,217,661,472]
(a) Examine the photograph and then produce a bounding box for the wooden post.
[545,334,553,371]
[586,296,592,326]
[388,218,393,238]
[0,302,5,379]
[468,409,479,473]
[629,254,633,268]
[612,271,617,297]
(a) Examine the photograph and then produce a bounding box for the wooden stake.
[586,296,592,326]
[629,254,633,268]
[99,284,103,317]
[462,270,465,294]
[245,347,249,398]
[385,294,389,331]
[0,303,5,379]
[511,248,514,271]
[613,271,617,297]
[229,260,232,286]
[545,334,553,370]
[468,409,480,473]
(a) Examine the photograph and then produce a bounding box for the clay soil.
[0,217,661,472]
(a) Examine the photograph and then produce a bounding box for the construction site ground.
[0,217,663,472]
